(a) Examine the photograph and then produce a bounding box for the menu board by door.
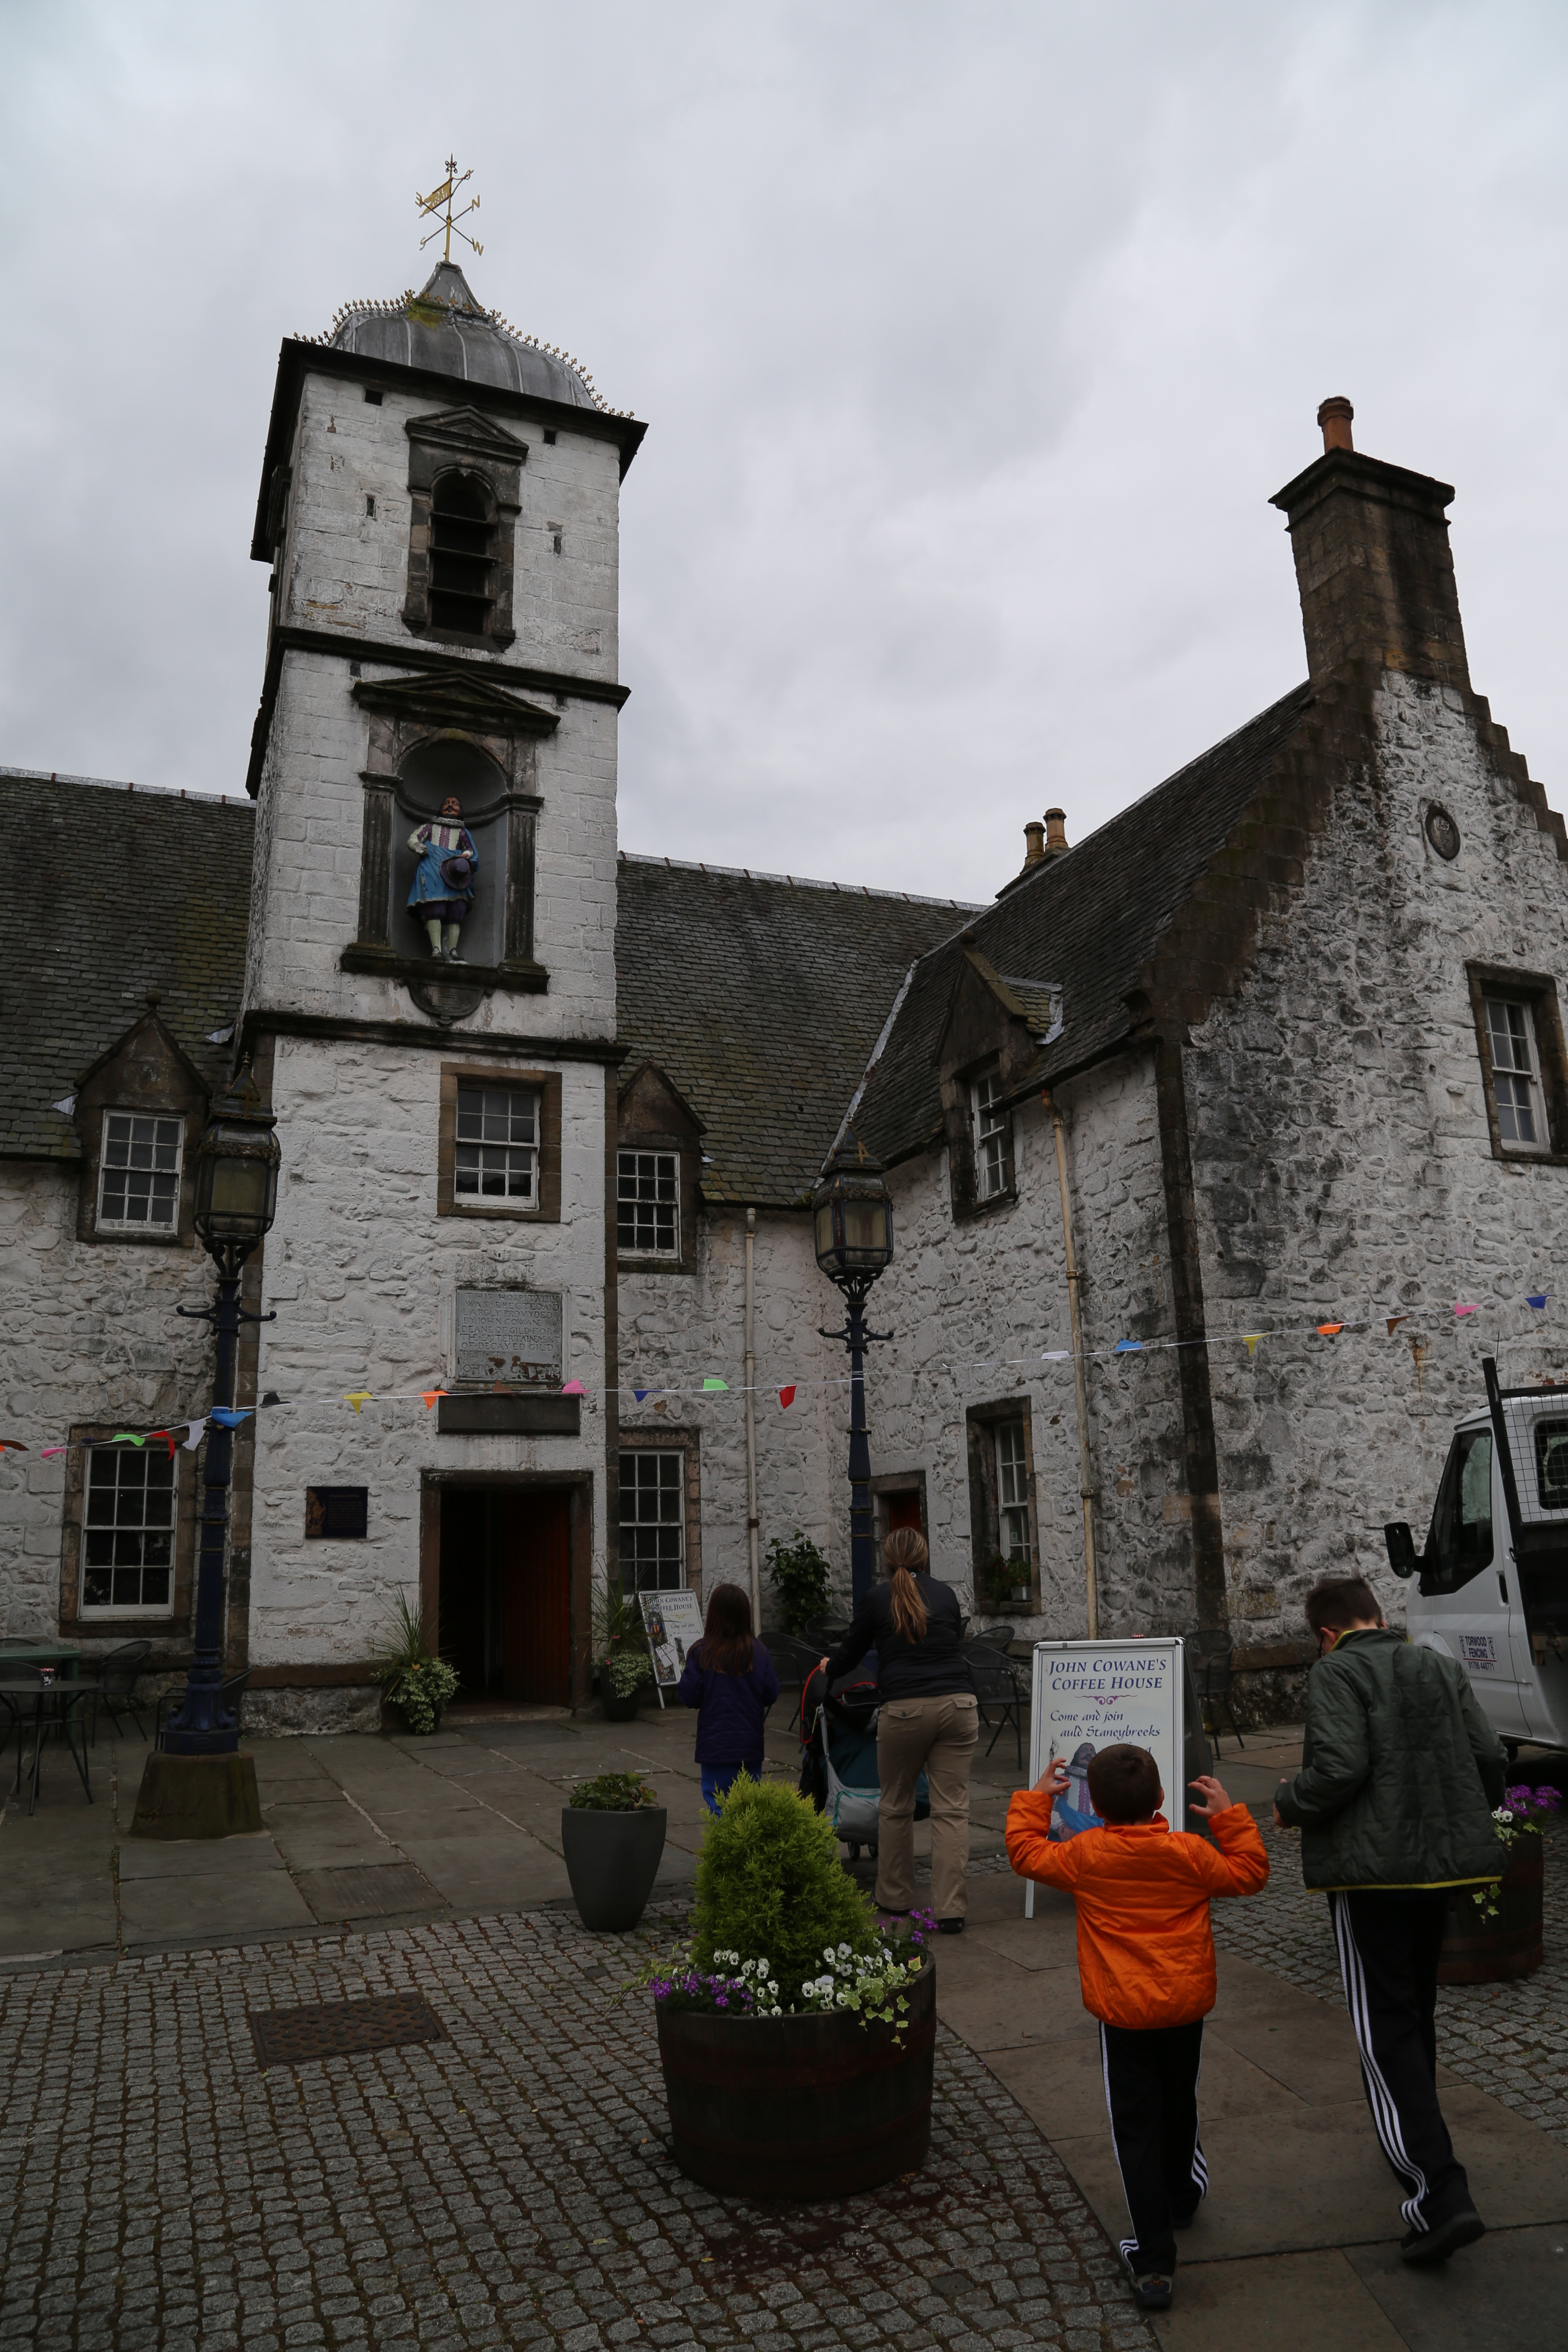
[1023,1640,1187,1916]
[639,1588,707,1704]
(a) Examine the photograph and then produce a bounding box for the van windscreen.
[1534,1419,1568,1510]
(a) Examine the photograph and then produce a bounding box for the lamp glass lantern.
[812,1149,894,1281]
[191,1067,282,1260]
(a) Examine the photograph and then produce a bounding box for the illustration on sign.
[454,1287,563,1387]
[1028,1642,1187,1844]
[639,1587,705,1700]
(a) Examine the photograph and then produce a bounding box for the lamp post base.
[129,1752,263,1841]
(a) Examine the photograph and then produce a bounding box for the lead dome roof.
[323,259,618,411]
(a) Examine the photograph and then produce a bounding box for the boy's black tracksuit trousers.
[1099,2018,1207,2275]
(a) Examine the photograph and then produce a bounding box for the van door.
[1509,1410,1568,1743]
[1415,1426,1531,1741]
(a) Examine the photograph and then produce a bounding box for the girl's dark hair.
[883,1526,929,1642]
[700,1581,755,1674]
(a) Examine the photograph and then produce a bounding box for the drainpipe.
[744,1208,761,1630]
[1044,1091,1099,1638]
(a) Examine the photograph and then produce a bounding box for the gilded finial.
[415,155,483,263]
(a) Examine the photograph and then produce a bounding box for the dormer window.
[428,471,495,635]
[97,1112,183,1234]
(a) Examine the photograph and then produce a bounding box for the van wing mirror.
[1384,1521,1418,1579]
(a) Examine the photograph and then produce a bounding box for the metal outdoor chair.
[2,1669,94,1816]
[1194,1629,1244,1756]
[91,1640,153,1743]
[968,1621,1018,1655]
[768,1635,823,1700]
[968,1642,1025,1770]
[0,1663,41,1776]
[153,1669,251,1753]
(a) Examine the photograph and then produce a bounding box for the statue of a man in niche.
[407,796,479,962]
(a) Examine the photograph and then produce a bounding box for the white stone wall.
[0,1162,216,1650]
[1186,671,1568,1639]
[277,374,621,680]
[246,1032,611,1667]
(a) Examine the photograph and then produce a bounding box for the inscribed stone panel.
[455,1287,562,1386]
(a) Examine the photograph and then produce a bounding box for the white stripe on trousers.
[1330,1890,1431,2232]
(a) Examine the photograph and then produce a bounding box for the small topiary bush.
[690,1776,878,2007]
[765,1531,833,1633]
[570,1772,659,1811]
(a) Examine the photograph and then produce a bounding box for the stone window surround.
[617,1146,681,1262]
[437,1063,562,1222]
[615,1427,703,1602]
[965,1396,1041,1613]
[401,407,528,653]
[58,1426,199,1641]
[70,1000,210,1252]
[95,1109,185,1239]
[1465,962,1568,1166]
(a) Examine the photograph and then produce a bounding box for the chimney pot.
[1022,819,1046,867]
[1043,807,1069,857]
[1317,396,1354,454]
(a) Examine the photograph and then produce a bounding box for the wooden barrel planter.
[1437,1835,1544,1984]
[656,1958,936,2200]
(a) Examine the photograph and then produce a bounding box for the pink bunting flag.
[1453,1304,1479,1318]
[42,1445,69,1460]
[562,1381,586,1396]
[778,1385,796,1410]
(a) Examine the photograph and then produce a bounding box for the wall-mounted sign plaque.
[454,1287,563,1387]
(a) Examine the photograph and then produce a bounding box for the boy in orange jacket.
[1006,1743,1268,2312]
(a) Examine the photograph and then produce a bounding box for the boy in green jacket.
[1273,1576,1506,2268]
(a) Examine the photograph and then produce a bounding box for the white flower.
[837,1942,851,1957]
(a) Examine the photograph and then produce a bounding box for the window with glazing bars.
[455,1086,538,1201]
[429,472,495,633]
[98,1112,182,1231]
[618,1151,679,1256]
[996,1421,1031,1565]
[619,1451,685,1592]
[82,1445,175,1612]
[1485,999,1548,1150]
[972,1070,1011,1198]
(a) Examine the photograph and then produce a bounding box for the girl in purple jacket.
[676,1583,780,1814]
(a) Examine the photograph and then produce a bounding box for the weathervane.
[416,158,483,262]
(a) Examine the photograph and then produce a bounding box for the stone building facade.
[2,258,1564,1731]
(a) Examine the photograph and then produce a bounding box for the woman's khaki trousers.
[874,1691,979,1919]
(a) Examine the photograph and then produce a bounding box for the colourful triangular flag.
[1317,1323,1344,1338]
[779,1385,796,1410]
[183,1419,206,1451]
[1386,1317,1407,1336]
[0,1439,28,1452]
[113,1432,146,1446]
[343,1393,373,1415]
[632,1387,658,1403]
[1113,1340,1143,1354]
[702,1377,729,1392]
[421,1390,444,1409]
[1041,1350,1071,1362]
[562,1380,586,1396]
[1243,1336,1261,1357]
[148,1430,175,1459]
[42,1445,70,1459]
[211,1407,254,1428]
[1527,1292,1551,1311]
[1453,1304,1479,1318]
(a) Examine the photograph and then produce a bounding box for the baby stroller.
[798,1655,928,1863]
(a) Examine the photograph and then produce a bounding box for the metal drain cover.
[248,1992,447,2070]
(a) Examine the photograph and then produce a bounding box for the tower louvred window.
[429,471,495,634]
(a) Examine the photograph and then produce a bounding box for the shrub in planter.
[600,1646,653,1721]
[765,1531,833,1635]
[644,1777,936,2198]
[561,1772,666,1932]
[373,1593,459,1734]
[1439,1782,1557,1983]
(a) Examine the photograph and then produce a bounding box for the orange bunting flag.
[345,1392,374,1415]
[1243,1336,1262,1357]
[1453,1303,1479,1318]
[421,1390,444,1409]
[1386,1317,1407,1336]
[1317,1323,1344,1338]
[778,1385,796,1410]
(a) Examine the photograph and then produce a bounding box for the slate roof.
[0,771,254,1160]
[851,682,1316,1167]
[614,858,978,1207]
[325,260,615,413]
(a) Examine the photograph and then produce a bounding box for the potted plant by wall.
[765,1531,833,1634]
[562,1772,668,1931]
[1438,1782,1558,1984]
[978,1552,1030,1616]
[594,1580,655,1720]
[645,1776,936,2199]
[374,1593,459,1735]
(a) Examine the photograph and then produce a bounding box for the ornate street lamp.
[147,1066,279,1790]
[813,1142,895,1608]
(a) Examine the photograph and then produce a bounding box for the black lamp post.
[812,1143,895,1609]
[160,1066,280,1758]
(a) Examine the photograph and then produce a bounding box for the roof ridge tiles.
[0,765,248,808]
[616,848,980,913]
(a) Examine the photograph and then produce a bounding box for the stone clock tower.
[235,248,645,1721]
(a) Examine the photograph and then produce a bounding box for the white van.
[1385,1359,1568,1754]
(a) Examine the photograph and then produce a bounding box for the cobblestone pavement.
[1211,1812,1568,2141]
[0,1901,1153,2352]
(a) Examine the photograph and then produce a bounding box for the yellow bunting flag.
[345,1392,374,1415]
[1243,1336,1262,1357]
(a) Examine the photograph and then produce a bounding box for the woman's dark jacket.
[825,1576,974,1701]
[676,1639,780,1764]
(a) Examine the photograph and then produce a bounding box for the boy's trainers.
[1122,2255,1174,2311]
[1400,2208,1485,2265]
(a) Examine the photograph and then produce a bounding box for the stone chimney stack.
[1269,399,1470,692]
[1042,808,1069,858]
[1022,819,1045,867]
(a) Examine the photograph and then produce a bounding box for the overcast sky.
[2,2,1565,903]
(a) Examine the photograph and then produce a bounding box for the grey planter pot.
[560,1805,668,1931]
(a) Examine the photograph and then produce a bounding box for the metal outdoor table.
[0,1642,82,1679]
[0,1671,94,1815]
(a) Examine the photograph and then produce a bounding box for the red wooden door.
[497,1489,572,1704]
[887,1491,923,1534]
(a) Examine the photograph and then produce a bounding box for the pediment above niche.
[404,405,532,467]
[352,668,560,738]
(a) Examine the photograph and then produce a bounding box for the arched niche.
[391,736,507,968]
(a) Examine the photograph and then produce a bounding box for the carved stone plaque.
[455,1287,563,1387]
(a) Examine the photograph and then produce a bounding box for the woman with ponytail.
[822,1528,977,1932]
